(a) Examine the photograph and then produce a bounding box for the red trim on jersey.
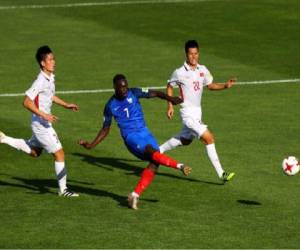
[200,72,204,77]
[179,85,184,101]
[34,95,39,109]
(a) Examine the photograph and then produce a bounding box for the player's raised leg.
[145,144,192,176]
[0,131,32,155]
[159,137,182,153]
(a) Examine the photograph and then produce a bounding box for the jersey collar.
[184,61,200,71]
[41,70,55,82]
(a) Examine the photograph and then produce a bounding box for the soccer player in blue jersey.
[79,74,192,210]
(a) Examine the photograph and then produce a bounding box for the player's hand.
[41,113,58,123]
[225,78,236,89]
[169,96,183,105]
[167,106,174,119]
[78,139,93,149]
[65,103,79,111]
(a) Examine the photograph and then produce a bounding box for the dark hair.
[185,40,199,53]
[35,45,52,68]
[113,74,127,86]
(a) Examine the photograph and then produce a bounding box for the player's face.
[114,80,128,99]
[186,47,199,68]
[41,53,55,74]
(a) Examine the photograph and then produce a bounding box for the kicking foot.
[180,164,192,176]
[221,172,235,182]
[58,188,79,197]
[0,131,6,143]
[127,193,139,210]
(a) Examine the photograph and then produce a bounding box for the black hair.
[185,40,199,53]
[35,45,52,68]
[113,74,127,86]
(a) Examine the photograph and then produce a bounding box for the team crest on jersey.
[127,97,133,104]
[199,72,204,77]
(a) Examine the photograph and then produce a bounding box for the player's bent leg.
[159,137,182,153]
[0,131,32,154]
[145,145,192,176]
[53,149,79,197]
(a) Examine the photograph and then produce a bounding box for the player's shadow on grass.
[0,176,157,207]
[73,152,223,186]
[237,199,262,206]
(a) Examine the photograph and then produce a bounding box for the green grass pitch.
[0,0,300,248]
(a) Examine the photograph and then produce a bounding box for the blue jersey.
[103,88,150,138]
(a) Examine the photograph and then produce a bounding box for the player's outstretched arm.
[23,96,58,123]
[207,78,237,90]
[52,95,79,111]
[148,90,183,105]
[166,84,174,119]
[79,127,110,150]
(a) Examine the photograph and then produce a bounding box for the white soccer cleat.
[0,131,6,143]
[58,188,79,197]
[127,192,139,210]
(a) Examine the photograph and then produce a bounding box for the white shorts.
[27,121,62,154]
[175,117,208,141]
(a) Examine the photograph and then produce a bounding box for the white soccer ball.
[282,156,300,176]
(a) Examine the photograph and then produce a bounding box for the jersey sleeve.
[131,88,151,99]
[102,101,113,128]
[203,66,213,86]
[167,70,180,87]
[25,80,44,100]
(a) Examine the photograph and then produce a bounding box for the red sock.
[152,151,178,169]
[134,168,155,196]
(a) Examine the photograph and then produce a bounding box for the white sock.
[131,192,139,198]
[1,136,31,154]
[159,137,182,153]
[55,161,67,192]
[206,144,224,178]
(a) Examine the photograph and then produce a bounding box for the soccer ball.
[282,156,299,176]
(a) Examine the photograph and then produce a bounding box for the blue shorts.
[123,127,159,160]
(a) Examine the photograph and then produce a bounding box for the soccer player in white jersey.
[0,46,79,197]
[159,40,236,182]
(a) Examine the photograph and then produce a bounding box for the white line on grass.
[0,79,299,97]
[0,0,222,10]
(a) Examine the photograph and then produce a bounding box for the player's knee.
[145,145,156,155]
[30,148,42,158]
[144,145,157,161]
[54,148,65,161]
[180,138,192,145]
[30,151,39,158]
[201,132,214,145]
[148,163,159,173]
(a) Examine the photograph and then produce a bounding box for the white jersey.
[25,71,55,126]
[168,62,213,120]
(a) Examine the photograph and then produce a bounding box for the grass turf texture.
[0,0,300,248]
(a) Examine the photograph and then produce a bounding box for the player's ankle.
[131,191,139,198]
[176,163,184,169]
